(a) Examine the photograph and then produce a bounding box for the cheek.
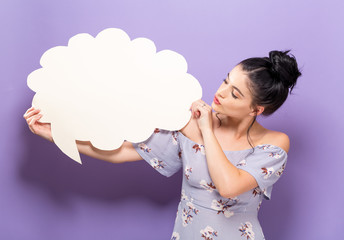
[221,100,240,113]
[224,100,251,113]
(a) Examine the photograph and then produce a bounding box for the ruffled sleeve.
[236,145,288,200]
[131,128,182,177]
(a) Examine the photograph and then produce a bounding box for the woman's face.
[211,64,256,119]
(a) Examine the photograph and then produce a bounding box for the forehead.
[228,65,251,96]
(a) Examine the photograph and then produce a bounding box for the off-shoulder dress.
[131,128,287,240]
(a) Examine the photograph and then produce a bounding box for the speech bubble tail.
[51,123,82,164]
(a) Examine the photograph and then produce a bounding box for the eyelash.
[222,78,238,99]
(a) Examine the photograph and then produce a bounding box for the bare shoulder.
[179,116,201,139]
[262,130,290,153]
[179,116,191,133]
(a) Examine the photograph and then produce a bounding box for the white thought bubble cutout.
[27,28,203,164]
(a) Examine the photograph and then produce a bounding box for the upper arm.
[278,132,290,153]
[267,131,290,153]
[131,128,183,177]
[103,140,143,163]
[121,141,144,162]
[220,170,259,199]
[224,144,288,200]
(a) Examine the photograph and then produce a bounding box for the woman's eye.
[231,91,238,99]
[223,78,238,99]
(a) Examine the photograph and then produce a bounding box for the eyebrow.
[227,73,245,97]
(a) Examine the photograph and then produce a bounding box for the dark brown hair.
[216,50,302,153]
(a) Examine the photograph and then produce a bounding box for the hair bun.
[268,50,302,92]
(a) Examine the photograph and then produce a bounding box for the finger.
[24,108,41,119]
[203,105,212,110]
[190,102,196,116]
[191,99,206,117]
[28,115,42,134]
[29,114,42,127]
[191,99,203,107]
[196,104,207,113]
[193,111,200,118]
[27,113,41,124]
[191,100,204,111]
[26,115,35,124]
[23,108,33,118]
[193,109,201,118]
[200,102,212,110]
[194,105,205,118]
[193,110,200,118]
[189,103,193,110]
[23,106,36,116]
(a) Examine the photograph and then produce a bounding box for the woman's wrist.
[200,127,213,136]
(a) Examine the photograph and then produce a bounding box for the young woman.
[24,50,302,240]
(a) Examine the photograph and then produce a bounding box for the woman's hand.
[23,107,54,143]
[190,99,213,133]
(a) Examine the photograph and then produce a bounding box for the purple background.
[1,0,343,239]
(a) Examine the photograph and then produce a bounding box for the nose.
[218,80,232,98]
[217,87,227,98]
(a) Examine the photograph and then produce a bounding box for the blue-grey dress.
[131,128,287,240]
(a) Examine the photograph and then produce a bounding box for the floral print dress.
[131,128,288,240]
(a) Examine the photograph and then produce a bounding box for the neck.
[213,112,260,140]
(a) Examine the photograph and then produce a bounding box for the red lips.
[214,96,221,105]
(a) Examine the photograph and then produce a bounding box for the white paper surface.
[27,28,202,164]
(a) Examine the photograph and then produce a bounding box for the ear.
[249,105,264,116]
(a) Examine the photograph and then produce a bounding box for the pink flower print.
[236,159,247,167]
[261,167,274,179]
[252,187,262,197]
[186,201,199,215]
[182,203,199,227]
[181,189,189,201]
[149,158,166,169]
[228,196,238,202]
[192,144,206,155]
[181,197,200,227]
[172,131,179,145]
[200,180,216,193]
[269,152,282,159]
[257,200,262,211]
[275,162,286,176]
[211,199,236,218]
[239,222,255,240]
[171,232,180,240]
[170,131,182,159]
[200,226,218,240]
[138,143,151,153]
[182,208,193,227]
[184,166,193,180]
[257,144,273,150]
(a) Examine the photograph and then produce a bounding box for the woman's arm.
[76,140,143,164]
[202,129,289,199]
[201,129,254,198]
[24,106,143,164]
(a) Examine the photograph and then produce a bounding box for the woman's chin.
[211,102,219,108]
